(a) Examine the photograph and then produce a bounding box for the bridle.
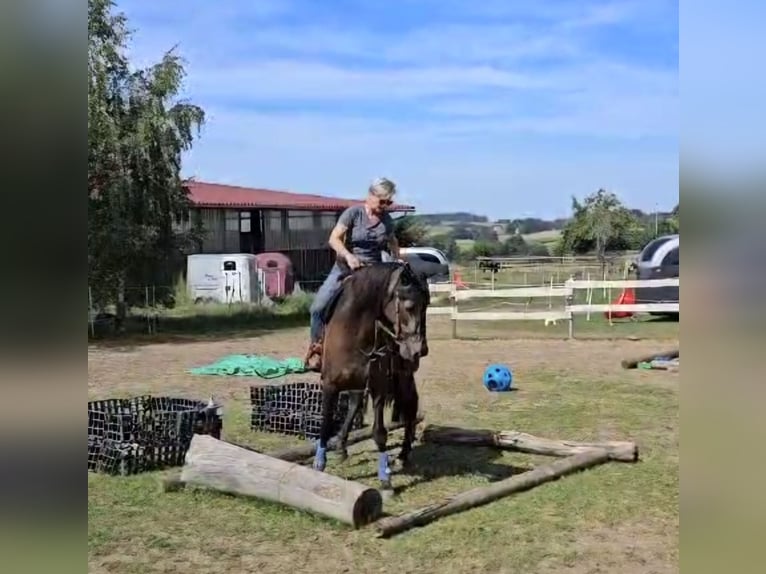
[360,263,427,361]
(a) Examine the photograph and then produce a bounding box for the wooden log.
[375,448,611,538]
[267,415,424,463]
[621,348,679,369]
[180,434,383,528]
[421,425,638,463]
[649,359,679,372]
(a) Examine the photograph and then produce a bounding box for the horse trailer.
[633,234,679,317]
[186,253,265,304]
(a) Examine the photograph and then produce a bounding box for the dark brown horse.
[311,260,434,494]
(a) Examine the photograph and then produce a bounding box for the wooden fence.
[427,277,679,338]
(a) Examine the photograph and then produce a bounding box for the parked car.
[399,247,452,283]
[633,234,679,317]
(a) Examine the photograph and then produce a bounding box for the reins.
[360,267,404,361]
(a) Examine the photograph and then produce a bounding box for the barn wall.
[177,207,344,287]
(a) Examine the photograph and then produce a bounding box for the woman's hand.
[345,253,363,270]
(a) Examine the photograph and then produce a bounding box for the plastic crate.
[87,395,222,475]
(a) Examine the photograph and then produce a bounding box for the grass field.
[88,314,678,573]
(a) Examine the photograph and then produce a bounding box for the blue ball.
[483,363,513,392]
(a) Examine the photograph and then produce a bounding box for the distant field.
[423,221,562,254]
[522,229,562,245]
[455,238,475,252]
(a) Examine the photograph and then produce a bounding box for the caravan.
[186,254,264,304]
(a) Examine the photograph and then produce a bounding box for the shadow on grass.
[345,442,532,496]
[88,309,310,348]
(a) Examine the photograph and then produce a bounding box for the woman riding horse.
[303,177,401,371]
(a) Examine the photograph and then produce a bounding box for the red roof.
[184,180,415,212]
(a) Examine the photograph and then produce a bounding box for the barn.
[179,181,415,288]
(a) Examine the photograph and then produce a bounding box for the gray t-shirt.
[337,205,395,263]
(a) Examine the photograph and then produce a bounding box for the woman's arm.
[328,207,356,258]
[388,233,401,260]
[328,223,352,259]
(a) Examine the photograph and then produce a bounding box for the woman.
[304,177,400,371]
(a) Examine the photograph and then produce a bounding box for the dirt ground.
[88,327,678,401]
[88,327,679,574]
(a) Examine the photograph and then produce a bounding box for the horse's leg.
[371,389,392,492]
[396,369,419,469]
[313,384,338,472]
[390,393,402,424]
[335,389,364,462]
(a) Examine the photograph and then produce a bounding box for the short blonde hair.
[369,177,397,200]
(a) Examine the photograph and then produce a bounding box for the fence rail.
[427,277,679,338]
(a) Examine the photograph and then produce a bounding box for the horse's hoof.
[337,449,349,463]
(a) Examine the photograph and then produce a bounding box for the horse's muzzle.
[397,336,423,362]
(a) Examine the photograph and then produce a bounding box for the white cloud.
[114,0,678,215]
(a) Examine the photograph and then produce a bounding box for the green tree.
[428,234,459,260]
[88,0,205,325]
[557,189,638,269]
[471,240,502,258]
[502,234,528,256]
[393,215,429,247]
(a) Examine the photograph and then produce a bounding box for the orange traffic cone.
[605,287,635,320]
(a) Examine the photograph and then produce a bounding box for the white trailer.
[186,254,264,304]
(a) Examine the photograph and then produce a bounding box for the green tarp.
[188,354,307,378]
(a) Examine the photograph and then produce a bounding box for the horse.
[311,260,435,494]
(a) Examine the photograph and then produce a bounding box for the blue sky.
[118,0,678,219]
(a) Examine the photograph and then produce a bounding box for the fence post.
[566,275,575,339]
[450,282,458,339]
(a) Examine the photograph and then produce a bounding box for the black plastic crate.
[87,395,222,476]
[249,381,367,439]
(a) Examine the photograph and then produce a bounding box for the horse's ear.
[386,266,405,300]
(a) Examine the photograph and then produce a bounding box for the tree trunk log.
[621,348,679,369]
[649,359,679,372]
[267,415,424,462]
[421,425,638,462]
[375,448,611,538]
[179,434,383,528]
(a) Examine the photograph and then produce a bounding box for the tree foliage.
[88,0,205,319]
[393,215,429,247]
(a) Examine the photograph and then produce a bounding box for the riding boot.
[303,340,323,372]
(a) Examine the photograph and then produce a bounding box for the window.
[240,211,251,233]
[663,247,679,266]
[287,210,315,231]
[640,237,671,262]
[416,253,441,264]
[320,211,338,229]
[224,210,239,232]
[265,210,282,231]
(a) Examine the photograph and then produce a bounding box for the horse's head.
[382,262,431,362]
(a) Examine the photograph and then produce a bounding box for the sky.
[116,0,679,219]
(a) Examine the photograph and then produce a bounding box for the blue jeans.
[309,263,345,343]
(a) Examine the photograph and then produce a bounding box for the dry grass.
[88,326,678,574]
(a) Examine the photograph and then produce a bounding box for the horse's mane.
[338,262,403,314]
